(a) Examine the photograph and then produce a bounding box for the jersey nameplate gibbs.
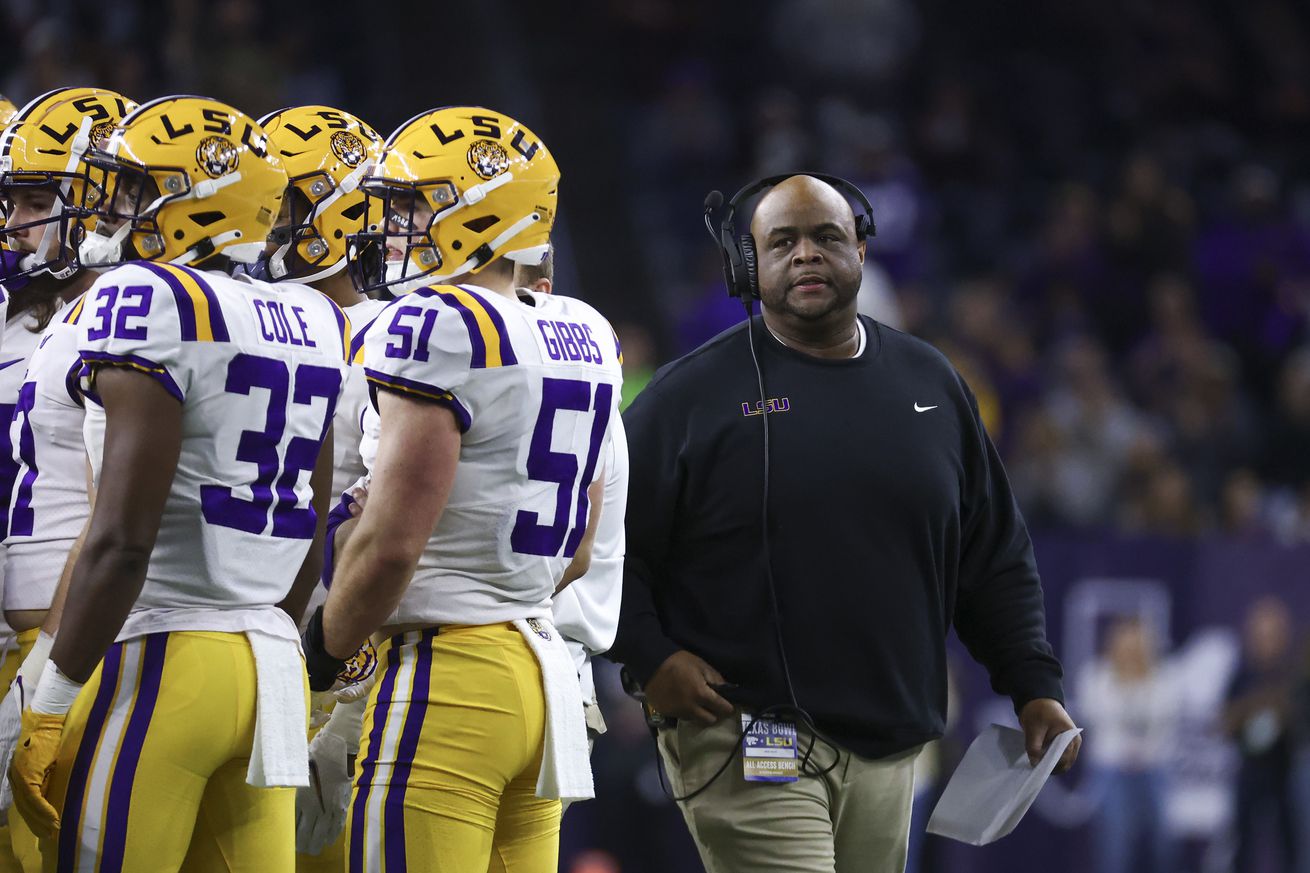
[530,317,607,367]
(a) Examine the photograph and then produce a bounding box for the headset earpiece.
[707,172,875,300]
[739,234,759,299]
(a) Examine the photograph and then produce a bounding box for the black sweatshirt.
[609,315,1064,759]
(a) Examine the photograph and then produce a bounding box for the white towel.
[246,630,310,788]
[512,618,594,803]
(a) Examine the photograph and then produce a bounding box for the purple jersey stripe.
[135,261,198,342]
[348,312,384,363]
[363,370,472,432]
[383,629,436,872]
[349,638,404,873]
[329,300,349,361]
[64,358,85,407]
[79,351,184,404]
[173,266,230,342]
[57,643,125,872]
[0,402,17,542]
[424,288,488,368]
[321,491,358,589]
[98,634,168,873]
[456,285,518,366]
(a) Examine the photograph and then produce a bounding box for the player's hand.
[1019,698,1081,774]
[644,651,735,727]
[0,677,30,811]
[9,709,65,839]
[309,638,378,726]
[346,483,369,517]
[296,729,353,855]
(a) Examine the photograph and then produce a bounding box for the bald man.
[609,175,1079,873]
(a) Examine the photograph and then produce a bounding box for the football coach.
[608,174,1080,873]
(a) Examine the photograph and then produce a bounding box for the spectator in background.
[1010,336,1149,528]
[1080,618,1179,873]
[1223,597,1300,873]
[1264,347,1310,490]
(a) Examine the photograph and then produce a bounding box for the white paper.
[926,724,1081,845]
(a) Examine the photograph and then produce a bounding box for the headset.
[703,172,876,301]
[643,174,876,803]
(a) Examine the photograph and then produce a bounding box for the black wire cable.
[653,296,843,804]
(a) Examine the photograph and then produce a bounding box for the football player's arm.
[557,471,605,592]
[48,368,181,683]
[40,459,96,635]
[277,430,334,625]
[320,390,459,659]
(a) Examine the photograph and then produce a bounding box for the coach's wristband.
[30,663,84,716]
[302,606,348,693]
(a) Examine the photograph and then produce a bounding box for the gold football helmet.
[76,95,286,268]
[259,105,383,282]
[0,94,17,129]
[349,107,558,295]
[0,87,136,280]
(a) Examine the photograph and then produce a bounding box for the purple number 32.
[510,377,612,558]
[201,353,341,539]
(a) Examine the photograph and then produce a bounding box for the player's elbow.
[80,534,154,584]
[362,539,424,584]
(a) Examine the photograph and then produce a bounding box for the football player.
[0,92,19,332]
[7,95,348,870]
[301,107,624,872]
[0,86,136,873]
[509,243,628,775]
[258,103,388,873]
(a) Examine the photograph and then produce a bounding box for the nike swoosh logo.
[0,359,24,372]
[914,403,938,412]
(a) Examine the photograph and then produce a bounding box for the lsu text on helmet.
[76,95,286,269]
[259,105,383,283]
[0,87,136,280]
[349,106,558,296]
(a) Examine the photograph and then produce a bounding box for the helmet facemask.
[0,116,100,281]
[347,176,454,296]
[74,150,169,268]
[265,161,373,283]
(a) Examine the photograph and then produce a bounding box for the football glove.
[0,632,54,812]
[10,709,65,839]
[296,695,366,854]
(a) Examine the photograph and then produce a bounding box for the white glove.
[296,696,366,855]
[0,631,53,813]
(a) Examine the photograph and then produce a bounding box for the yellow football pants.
[0,628,40,873]
[39,631,302,872]
[346,623,561,873]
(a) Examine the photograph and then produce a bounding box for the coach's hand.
[10,709,65,839]
[1019,698,1081,774]
[644,651,735,726]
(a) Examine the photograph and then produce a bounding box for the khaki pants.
[658,714,919,873]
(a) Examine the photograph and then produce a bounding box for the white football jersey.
[79,262,349,612]
[332,298,388,498]
[3,295,93,610]
[0,310,47,597]
[361,284,623,627]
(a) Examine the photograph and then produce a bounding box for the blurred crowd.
[612,0,1310,542]
[7,0,1310,538]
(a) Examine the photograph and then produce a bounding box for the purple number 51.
[510,377,612,558]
